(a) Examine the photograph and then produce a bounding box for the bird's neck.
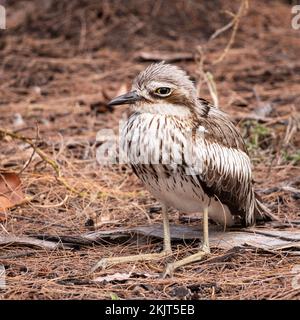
[132,102,192,118]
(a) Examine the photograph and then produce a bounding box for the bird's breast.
[120,112,235,226]
[120,113,200,169]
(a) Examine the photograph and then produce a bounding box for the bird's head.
[108,62,198,116]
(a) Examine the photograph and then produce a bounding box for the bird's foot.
[163,245,210,278]
[90,249,172,273]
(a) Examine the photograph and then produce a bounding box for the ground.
[0,0,299,300]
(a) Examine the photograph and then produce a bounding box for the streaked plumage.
[92,62,277,274]
[120,62,274,227]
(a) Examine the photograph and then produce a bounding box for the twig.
[212,0,249,65]
[18,123,39,175]
[209,18,236,41]
[195,1,248,106]
[0,235,73,250]
[0,127,82,195]
[0,250,37,260]
[195,47,219,108]
[11,214,70,229]
[0,128,141,200]
[205,72,219,108]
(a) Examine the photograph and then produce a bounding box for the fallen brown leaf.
[0,171,24,219]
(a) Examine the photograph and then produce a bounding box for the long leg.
[163,207,210,277]
[90,204,172,272]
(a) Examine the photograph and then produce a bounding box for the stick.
[0,235,73,250]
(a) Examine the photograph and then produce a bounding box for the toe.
[162,263,174,278]
[90,258,107,272]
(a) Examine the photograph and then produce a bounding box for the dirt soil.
[0,0,299,299]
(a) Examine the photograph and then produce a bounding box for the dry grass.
[0,0,299,300]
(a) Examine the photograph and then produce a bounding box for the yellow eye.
[155,87,171,96]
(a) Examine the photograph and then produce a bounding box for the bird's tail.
[254,193,279,223]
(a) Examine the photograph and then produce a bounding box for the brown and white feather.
[120,63,276,227]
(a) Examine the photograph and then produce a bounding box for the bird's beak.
[108,91,142,107]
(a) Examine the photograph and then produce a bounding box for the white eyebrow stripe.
[148,81,176,89]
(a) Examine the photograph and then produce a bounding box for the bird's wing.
[188,103,256,225]
[195,98,249,153]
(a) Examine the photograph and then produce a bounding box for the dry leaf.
[0,172,24,218]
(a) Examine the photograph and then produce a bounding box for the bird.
[91,62,277,276]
